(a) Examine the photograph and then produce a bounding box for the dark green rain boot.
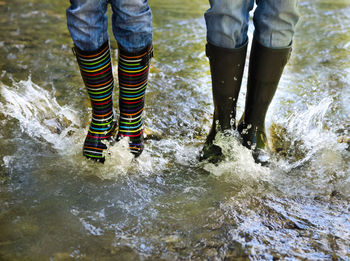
[238,37,292,165]
[200,41,248,162]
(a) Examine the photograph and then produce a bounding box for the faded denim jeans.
[205,0,300,49]
[66,0,152,52]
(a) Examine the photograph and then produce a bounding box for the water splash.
[201,132,271,186]
[0,77,172,179]
[0,77,82,153]
[271,97,349,198]
[0,0,349,259]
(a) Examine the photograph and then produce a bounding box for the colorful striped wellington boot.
[117,45,153,157]
[73,41,117,163]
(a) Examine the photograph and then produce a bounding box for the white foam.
[201,132,271,185]
[272,97,349,197]
[0,77,82,154]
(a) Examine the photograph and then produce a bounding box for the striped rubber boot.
[117,45,153,157]
[73,41,117,163]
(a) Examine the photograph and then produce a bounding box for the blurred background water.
[0,0,349,259]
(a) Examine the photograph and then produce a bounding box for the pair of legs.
[66,0,153,162]
[202,0,299,163]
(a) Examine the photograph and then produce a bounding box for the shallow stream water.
[0,0,349,260]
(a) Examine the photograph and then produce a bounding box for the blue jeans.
[205,0,299,49]
[66,0,152,52]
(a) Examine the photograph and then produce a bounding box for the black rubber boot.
[200,41,248,162]
[238,37,292,164]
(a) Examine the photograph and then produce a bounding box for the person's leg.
[238,0,299,164]
[67,0,109,51]
[200,0,253,162]
[111,0,152,52]
[253,0,299,48]
[205,0,254,49]
[67,0,116,163]
[111,0,153,156]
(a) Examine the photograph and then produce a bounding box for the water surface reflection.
[0,0,349,259]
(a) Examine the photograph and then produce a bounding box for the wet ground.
[0,0,349,260]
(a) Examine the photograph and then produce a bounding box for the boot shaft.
[117,44,153,156]
[244,38,292,127]
[73,41,115,121]
[206,41,248,131]
[239,38,292,153]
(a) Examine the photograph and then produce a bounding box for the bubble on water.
[183,186,206,194]
[79,218,104,236]
[2,155,15,169]
[341,68,350,118]
[7,53,16,60]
